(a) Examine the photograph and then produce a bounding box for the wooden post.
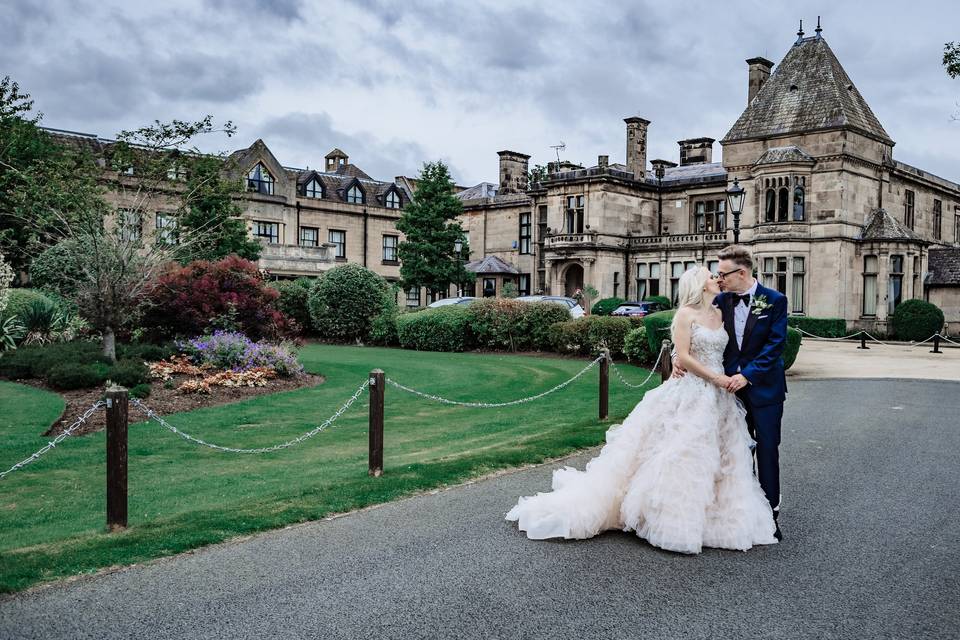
[368,369,384,477]
[599,349,609,420]
[105,386,128,531]
[931,334,943,354]
[857,332,869,350]
[658,339,673,382]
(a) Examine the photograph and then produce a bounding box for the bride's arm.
[672,309,730,388]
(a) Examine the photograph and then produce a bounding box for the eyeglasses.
[715,268,744,280]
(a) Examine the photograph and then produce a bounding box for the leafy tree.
[396,161,474,297]
[944,41,960,78]
[527,164,548,186]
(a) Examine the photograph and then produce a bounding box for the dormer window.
[385,189,401,209]
[247,163,274,195]
[347,183,365,204]
[304,178,323,198]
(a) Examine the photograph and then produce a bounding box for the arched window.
[385,189,401,209]
[765,189,776,222]
[247,163,274,195]
[347,184,364,204]
[304,178,323,198]
[793,186,805,221]
[777,187,789,222]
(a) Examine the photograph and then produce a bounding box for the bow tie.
[735,293,751,307]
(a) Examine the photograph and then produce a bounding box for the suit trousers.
[737,390,783,510]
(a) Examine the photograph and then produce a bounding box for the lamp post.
[454,238,463,297]
[654,163,666,235]
[726,177,745,244]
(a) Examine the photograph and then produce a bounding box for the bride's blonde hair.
[669,266,710,339]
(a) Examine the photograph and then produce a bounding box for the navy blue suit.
[715,283,788,510]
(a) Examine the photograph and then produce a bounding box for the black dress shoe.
[773,510,783,541]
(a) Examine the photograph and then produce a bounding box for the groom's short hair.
[718,245,753,270]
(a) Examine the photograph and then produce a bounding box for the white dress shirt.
[733,280,759,350]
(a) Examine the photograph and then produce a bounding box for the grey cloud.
[204,0,303,21]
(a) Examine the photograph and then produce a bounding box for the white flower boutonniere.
[751,294,772,316]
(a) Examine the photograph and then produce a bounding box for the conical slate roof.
[859,208,920,241]
[722,36,893,145]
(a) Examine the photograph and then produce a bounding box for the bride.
[505,266,778,554]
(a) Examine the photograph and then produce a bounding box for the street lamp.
[454,238,463,296]
[726,177,745,244]
[654,162,666,235]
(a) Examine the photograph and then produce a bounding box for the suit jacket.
[715,283,788,407]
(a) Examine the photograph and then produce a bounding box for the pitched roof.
[859,208,920,241]
[465,255,520,275]
[722,36,893,145]
[644,162,726,185]
[928,248,960,286]
[754,145,816,166]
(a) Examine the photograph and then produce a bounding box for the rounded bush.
[891,299,945,342]
[117,342,176,362]
[643,295,672,309]
[523,302,572,351]
[29,241,85,299]
[585,316,633,357]
[465,298,528,350]
[643,309,677,354]
[108,359,150,388]
[269,278,315,334]
[623,326,653,364]
[782,327,802,370]
[129,383,152,399]
[549,320,590,355]
[46,362,109,390]
[3,289,53,320]
[308,264,394,343]
[591,297,625,317]
[396,306,471,352]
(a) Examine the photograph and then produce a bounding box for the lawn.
[0,344,660,593]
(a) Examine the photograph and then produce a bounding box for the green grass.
[0,344,659,593]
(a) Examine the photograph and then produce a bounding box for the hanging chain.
[0,401,106,480]
[607,348,664,389]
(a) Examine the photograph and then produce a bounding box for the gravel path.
[1,379,957,639]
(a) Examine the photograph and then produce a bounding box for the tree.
[944,41,960,79]
[396,161,474,297]
[527,163,548,186]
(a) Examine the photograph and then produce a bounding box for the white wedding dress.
[506,322,778,554]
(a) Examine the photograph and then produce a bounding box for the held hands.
[724,373,749,392]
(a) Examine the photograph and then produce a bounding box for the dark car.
[610,301,669,318]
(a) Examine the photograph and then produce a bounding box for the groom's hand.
[725,373,749,392]
[670,354,686,378]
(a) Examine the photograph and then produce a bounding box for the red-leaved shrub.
[141,256,290,340]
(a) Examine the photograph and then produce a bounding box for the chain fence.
[607,348,665,389]
[793,327,957,349]
[0,401,105,480]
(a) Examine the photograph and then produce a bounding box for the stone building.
[457,28,960,332]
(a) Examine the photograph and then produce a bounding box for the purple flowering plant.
[177,330,303,376]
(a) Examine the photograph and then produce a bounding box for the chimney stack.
[746,57,773,105]
[624,116,650,179]
[597,155,609,170]
[497,150,530,194]
[677,138,715,166]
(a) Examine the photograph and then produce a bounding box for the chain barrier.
[386,355,604,408]
[0,401,105,480]
[130,379,370,454]
[937,334,960,347]
[795,327,957,349]
[607,348,664,389]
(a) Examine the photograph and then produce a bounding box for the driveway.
[1,379,957,640]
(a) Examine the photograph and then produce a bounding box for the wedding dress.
[506,322,778,554]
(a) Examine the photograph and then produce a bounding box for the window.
[254,221,279,244]
[565,195,584,233]
[913,255,921,298]
[118,209,141,242]
[707,260,719,274]
[765,189,776,222]
[692,199,725,233]
[329,230,346,259]
[382,235,398,262]
[537,206,547,269]
[863,255,878,316]
[247,163,274,195]
[761,256,787,294]
[155,213,177,245]
[670,262,684,304]
[300,227,319,247]
[304,178,323,198]
[636,262,660,300]
[519,273,531,297]
[519,213,532,254]
[791,257,805,313]
[122,165,135,176]
[167,165,187,181]
[956,206,960,244]
[385,190,401,209]
[613,272,619,298]
[684,260,696,271]
[933,199,942,240]
[778,188,789,222]
[406,287,421,308]
[793,186,805,221]
[888,255,904,314]
[482,278,496,297]
[346,184,364,204]
[904,190,915,230]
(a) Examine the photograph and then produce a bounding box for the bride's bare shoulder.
[674,305,694,321]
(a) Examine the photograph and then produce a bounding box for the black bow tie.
[735,293,751,307]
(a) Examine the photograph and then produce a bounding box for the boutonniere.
[751,295,772,316]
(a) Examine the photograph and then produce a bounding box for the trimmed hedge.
[783,326,802,370]
[623,326,653,364]
[891,299,945,342]
[396,306,472,352]
[787,316,847,338]
[0,341,153,389]
[46,362,110,390]
[591,297,625,317]
[643,295,672,309]
[643,309,677,353]
[465,298,569,351]
[548,316,634,357]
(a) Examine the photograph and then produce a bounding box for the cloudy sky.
[2,0,958,185]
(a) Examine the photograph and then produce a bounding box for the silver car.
[426,296,476,308]
[515,295,585,318]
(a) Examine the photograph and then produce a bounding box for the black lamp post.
[454,238,463,297]
[654,163,666,235]
[726,177,745,244]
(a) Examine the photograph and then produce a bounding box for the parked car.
[426,296,476,308]
[516,295,585,319]
[610,300,669,318]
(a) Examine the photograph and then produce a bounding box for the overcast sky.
[2,0,958,186]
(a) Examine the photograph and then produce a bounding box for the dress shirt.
[733,280,758,350]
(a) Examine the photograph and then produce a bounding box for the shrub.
[643,295,672,309]
[0,347,34,378]
[0,341,109,380]
[465,298,528,350]
[117,342,177,362]
[369,309,399,346]
[643,309,677,353]
[141,256,289,341]
[107,359,150,387]
[46,362,109,390]
[783,327,802,370]
[129,383,152,399]
[269,278,315,334]
[308,264,394,343]
[585,316,633,357]
[623,326,653,364]
[178,331,303,375]
[523,302,572,351]
[29,241,86,300]
[396,306,472,352]
[2,289,52,320]
[787,317,847,338]
[591,297,625,316]
[891,299,945,342]
[549,320,590,355]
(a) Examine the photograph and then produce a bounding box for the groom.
[675,245,788,540]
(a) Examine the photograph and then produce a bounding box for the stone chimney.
[624,116,650,179]
[677,138,715,166]
[746,57,773,105]
[597,155,609,170]
[650,158,678,179]
[325,148,348,172]
[497,150,530,194]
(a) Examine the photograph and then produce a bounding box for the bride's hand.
[711,374,733,389]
